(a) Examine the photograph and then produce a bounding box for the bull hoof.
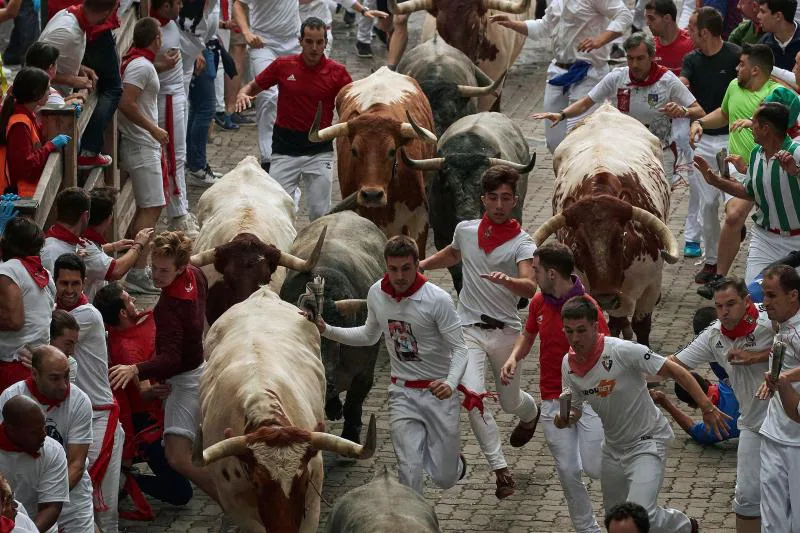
[326,396,343,421]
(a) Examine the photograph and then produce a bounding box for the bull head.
[400,148,536,173]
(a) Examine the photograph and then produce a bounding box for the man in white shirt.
[0,471,40,533]
[53,254,124,533]
[557,296,731,533]
[0,396,69,533]
[490,0,632,153]
[532,32,704,163]
[313,236,469,495]
[0,218,55,393]
[0,346,95,533]
[233,0,300,172]
[118,17,168,296]
[419,166,539,499]
[756,265,800,532]
[671,277,772,533]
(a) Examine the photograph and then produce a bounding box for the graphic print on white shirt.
[388,320,420,361]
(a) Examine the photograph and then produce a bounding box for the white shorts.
[119,140,165,209]
[164,364,203,442]
[734,427,762,517]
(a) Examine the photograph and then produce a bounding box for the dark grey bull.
[279,211,386,444]
[402,111,535,291]
[396,37,505,137]
[324,466,441,533]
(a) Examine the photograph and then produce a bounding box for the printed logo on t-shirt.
[388,320,420,361]
[715,339,724,349]
[647,93,659,108]
[287,74,296,81]
[745,332,756,347]
[583,379,616,398]
[601,354,613,372]
[45,421,64,446]
[616,88,631,112]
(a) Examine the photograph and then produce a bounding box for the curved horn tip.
[359,414,377,459]
[660,250,680,265]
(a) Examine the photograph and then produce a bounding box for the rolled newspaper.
[296,276,326,322]
[559,389,572,422]
[771,340,786,382]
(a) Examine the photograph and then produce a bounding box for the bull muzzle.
[358,187,387,207]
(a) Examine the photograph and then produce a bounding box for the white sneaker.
[169,213,199,239]
[124,268,160,295]
[186,166,220,187]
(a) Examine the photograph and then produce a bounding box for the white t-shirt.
[587,66,696,145]
[760,308,800,446]
[675,311,773,431]
[451,219,535,330]
[157,20,184,96]
[562,336,674,449]
[41,236,114,299]
[0,259,55,362]
[323,281,469,390]
[38,9,86,77]
[0,436,69,533]
[13,502,39,533]
[0,382,94,524]
[70,304,114,407]
[240,0,299,42]
[119,57,160,149]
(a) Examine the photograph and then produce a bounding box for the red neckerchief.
[82,227,107,246]
[25,377,70,412]
[707,383,720,407]
[66,4,92,32]
[568,334,605,377]
[45,223,80,245]
[720,302,759,340]
[121,47,156,76]
[162,267,198,301]
[17,256,50,289]
[57,293,88,312]
[477,214,522,254]
[627,62,670,87]
[380,272,427,302]
[149,8,172,26]
[0,423,39,458]
[0,516,15,533]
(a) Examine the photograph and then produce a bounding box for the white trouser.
[249,39,301,164]
[88,412,124,533]
[270,152,334,221]
[389,384,462,494]
[693,134,730,264]
[541,399,603,533]
[601,439,692,533]
[215,28,230,113]
[734,427,762,517]
[543,62,608,154]
[164,364,203,442]
[760,436,800,532]
[671,118,701,242]
[58,473,94,533]
[356,0,376,44]
[678,0,694,28]
[746,225,800,284]
[460,326,515,472]
[633,0,645,30]
[157,93,188,218]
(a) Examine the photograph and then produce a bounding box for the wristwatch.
[359,5,368,14]
[558,111,566,123]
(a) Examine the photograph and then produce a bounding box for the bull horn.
[310,414,377,459]
[189,248,216,268]
[278,225,327,272]
[393,0,434,14]
[457,71,507,98]
[202,435,250,465]
[334,299,368,315]
[309,102,349,143]
[532,213,566,245]
[630,206,680,264]
[399,148,444,171]
[400,110,438,144]
[327,191,359,215]
[482,0,530,13]
[487,152,536,173]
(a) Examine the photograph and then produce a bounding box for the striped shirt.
[745,137,800,232]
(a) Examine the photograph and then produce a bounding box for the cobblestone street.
[119,11,746,532]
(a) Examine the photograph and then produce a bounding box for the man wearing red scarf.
[315,235,469,495]
[671,277,772,533]
[0,396,69,533]
[0,346,95,532]
[0,218,55,394]
[558,296,731,533]
[420,167,538,499]
[0,471,39,533]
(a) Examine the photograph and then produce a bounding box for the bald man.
[0,396,69,533]
[0,347,94,532]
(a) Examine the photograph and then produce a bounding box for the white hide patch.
[250,440,310,498]
[385,203,428,241]
[347,67,420,111]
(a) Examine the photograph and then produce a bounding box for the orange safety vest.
[0,113,42,197]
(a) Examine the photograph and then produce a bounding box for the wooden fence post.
[40,106,79,189]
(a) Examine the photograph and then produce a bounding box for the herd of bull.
[180,5,686,530]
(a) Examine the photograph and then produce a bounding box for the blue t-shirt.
[689,381,741,445]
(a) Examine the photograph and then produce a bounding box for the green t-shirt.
[721,78,780,160]
[728,20,763,46]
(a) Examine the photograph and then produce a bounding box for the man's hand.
[134,228,154,247]
[756,379,773,400]
[429,379,453,399]
[235,92,254,113]
[730,118,753,132]
[500,356,517,385]
[219,19,239,30]
[553,408,581,428]
[728,348,762,365]
[777,150,800,176]
[299,310,327,333]
[725,153,747,175]
[107,239,134,254]
[530,112,563,124]
[70,75,94,90]
[17,345,33,369]
[244,31,265,48]
[649,389,666,405]
[150,126,169,146]
[64,93,85,105]
[694,155,725,187]
[140,381,172,401]
[701,404,733,440]
[480,271,512,287]
[660,102,687,119]
[577,36,603,52]
[78,65,98,84]
[154,49,180,72]
[194,53,207,75]
[364,9,388,18]
[108,364,139,390]
[689,121,703,148]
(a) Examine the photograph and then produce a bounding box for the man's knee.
[724,200,750,227]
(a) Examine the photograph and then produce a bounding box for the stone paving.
[119,10,747,533]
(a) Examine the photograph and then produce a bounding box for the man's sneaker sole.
[186,174,217,188]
